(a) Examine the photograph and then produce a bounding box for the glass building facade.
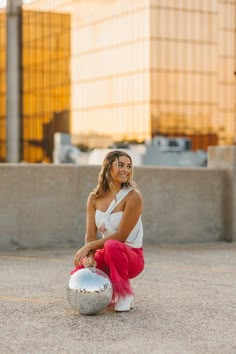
[21,9,71,162]
[0,0,235,161]
[0,10,6,161]
[150,0,236,149]
[218,0,236,146]
[69,0,151,146]
[0,4,70,162]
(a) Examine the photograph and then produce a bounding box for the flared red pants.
[71,240,144,299]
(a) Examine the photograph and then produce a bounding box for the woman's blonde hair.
[92,150,136,198]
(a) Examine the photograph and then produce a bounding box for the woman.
[71,150,144,312]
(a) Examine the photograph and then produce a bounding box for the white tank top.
[95,187,143,248]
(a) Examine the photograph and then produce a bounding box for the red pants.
[71,240,144,299]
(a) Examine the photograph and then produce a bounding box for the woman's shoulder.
[87,192,96,208]
[127,188,142,202]
[124,188,143,213]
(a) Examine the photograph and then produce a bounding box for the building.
[67,0,236,150]
[0,0,235,161]
[0,4,70,162]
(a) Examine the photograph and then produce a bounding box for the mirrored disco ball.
[67,267,113,315]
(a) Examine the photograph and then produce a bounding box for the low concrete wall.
[208,146,236,243]
[136,167,225,244]
[3,145,236,249]
[1,146,236,249]
[0,165,99,249]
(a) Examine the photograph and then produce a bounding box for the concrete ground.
[0,243,235,354]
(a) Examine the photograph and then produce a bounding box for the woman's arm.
[85,193,97,244]
[74,193,97,267]
[74,190,143,264]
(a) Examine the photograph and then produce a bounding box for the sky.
[0,0,7,7]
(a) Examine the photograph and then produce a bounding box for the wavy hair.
[92,150,136,198]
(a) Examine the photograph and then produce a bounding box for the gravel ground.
[0,243,236,354]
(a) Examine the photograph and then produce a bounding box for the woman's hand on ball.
[83,256,97,268]
[74,244,92,266]
[82,250,96,268]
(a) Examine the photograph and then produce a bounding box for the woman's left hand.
[74,244,92,266]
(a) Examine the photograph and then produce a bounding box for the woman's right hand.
[82,251,97,268]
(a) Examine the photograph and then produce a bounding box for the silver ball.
[67,267,113,315]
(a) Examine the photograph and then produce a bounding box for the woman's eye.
[118,163,131,169]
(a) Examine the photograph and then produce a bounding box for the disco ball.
[67,267,113,315]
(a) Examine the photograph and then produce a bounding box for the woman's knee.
[104,239,124,254]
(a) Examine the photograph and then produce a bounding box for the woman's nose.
[121,166,129,173]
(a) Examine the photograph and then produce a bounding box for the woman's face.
[110,155,132,185]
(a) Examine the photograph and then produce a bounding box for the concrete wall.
[0,146,235,249]
[208,146,236,243]
[135,167,224,244]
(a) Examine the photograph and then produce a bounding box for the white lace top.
[95,188,143,248]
